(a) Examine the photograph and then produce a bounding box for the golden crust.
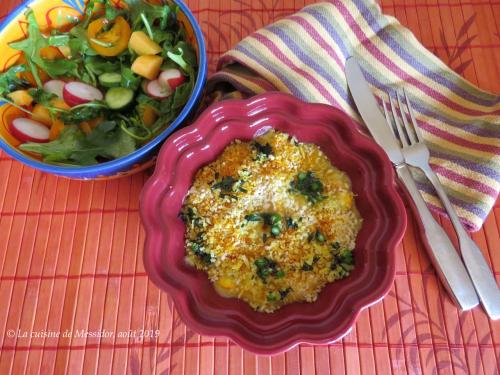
[182,130,362,312]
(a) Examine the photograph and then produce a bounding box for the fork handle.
[396,164,479,311]
[422,166,500,320]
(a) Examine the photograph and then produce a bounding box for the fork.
[383,90,500,320]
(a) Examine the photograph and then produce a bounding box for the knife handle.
[423,167,500,320]
[396,165,479,311]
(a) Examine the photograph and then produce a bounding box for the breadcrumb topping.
[181,130,362,312]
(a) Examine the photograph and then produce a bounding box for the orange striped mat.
[0,0,499,374]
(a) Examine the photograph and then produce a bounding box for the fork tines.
[382,89,424,147]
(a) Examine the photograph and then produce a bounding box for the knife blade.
[344,56,479,311]
[344,58,404,165]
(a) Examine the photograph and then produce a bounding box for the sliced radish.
[43,80,66,99]
[145,79,172,99]
[159,69,185,91]
[10,118,50,143]
[63,82,103,107]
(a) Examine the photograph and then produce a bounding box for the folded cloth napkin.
[207,0,500,232]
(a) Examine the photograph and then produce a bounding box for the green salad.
[0,0,198,165]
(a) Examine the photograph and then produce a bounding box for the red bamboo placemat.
[0,0,499,374]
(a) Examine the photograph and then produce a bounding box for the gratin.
[181,130,362,312]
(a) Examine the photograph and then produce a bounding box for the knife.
[345,56,479,311]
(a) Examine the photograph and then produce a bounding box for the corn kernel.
[218,277,234,289]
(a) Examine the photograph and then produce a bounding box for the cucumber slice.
[99,72,122,88]
[105,88,135,110]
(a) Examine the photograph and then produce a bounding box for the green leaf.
[20,123,137,165]
[127,0,175,32]
[84,120,136,160]
[164,41,197,73]
[9,9,80,80]
[153,30,175,45]
[69,24,98,56]
[48,34,70,47]
[174,41,197,67]
[85,56,120,75]
[105,1,124,22]
[0,64,30,96]
[171,79,193,109]
[19,125,85,162]
[59,102,107,125]
[28,88,57,106]
[121,67,141,91]
[166,48,189,71]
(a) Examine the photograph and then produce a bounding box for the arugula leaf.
[82,0,101,28]
[164,42,197,73]
[85,56,120,75]
[127,0,175,32]
[166,48,189,72]
[47,34,70,47]
[0,64,30,96]
[68,24,98,56]
[28,88,57,106]
[41,59,80,78]
[121,67,141,91]
[171,79,194,109]
[136,93,160,113]
[9,9,80,81]
[153,30,175,45]
[105,1,125,22]
[19,125,84,162]
[174,41,197,67]
[85,120,136,160]
[19,123,137,165]
[59,102,107,125]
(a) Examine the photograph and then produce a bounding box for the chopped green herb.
[285,217,298,229]
[253,141,273,159]
[302,262,314,271]
[315,229,326,243]
[180,206,204,228]
[270,214,281,224]
[212,175,237,191]
[279,287,292,299]
[303,255,320,271]
[247,212,283,238]
[330,249,354,272]
[255,257,268,268]
[289,171,327,204]
[266,291,278,302]
[187,231,212,265]
[211,175,246,199]
[245,213,262,222]
[254,257,283,283]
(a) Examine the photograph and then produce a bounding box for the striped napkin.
[207,0,500,232]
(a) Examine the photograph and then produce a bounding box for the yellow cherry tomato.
[87,16,132,57]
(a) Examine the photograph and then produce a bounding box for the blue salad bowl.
[0,0,207,179]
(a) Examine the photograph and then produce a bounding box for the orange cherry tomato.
[87,16,132,57]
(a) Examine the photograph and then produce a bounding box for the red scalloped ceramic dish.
[140,92,407,354]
